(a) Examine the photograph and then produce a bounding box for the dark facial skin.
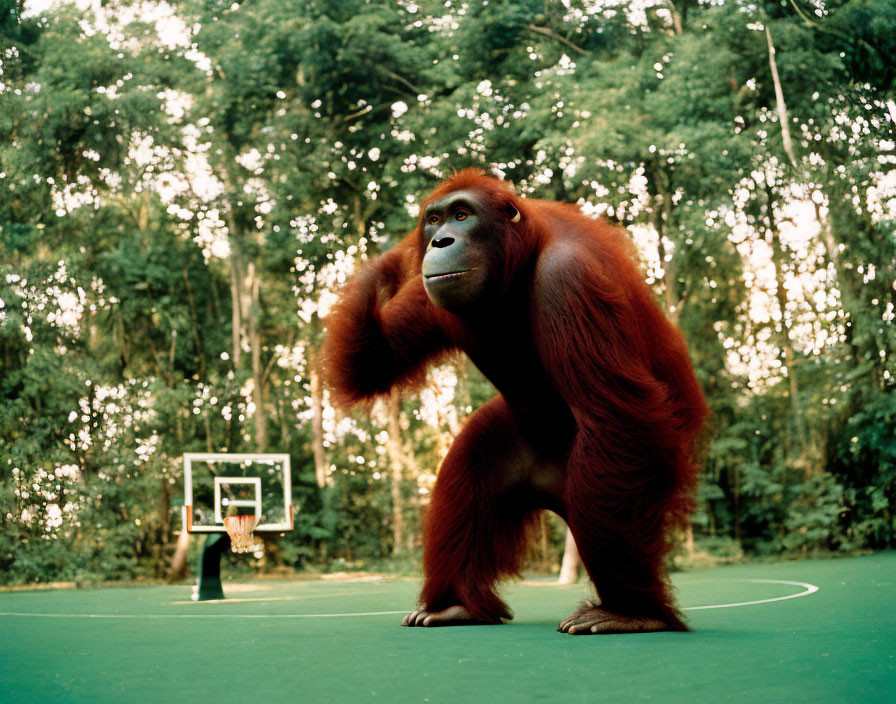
[420,190,494,312]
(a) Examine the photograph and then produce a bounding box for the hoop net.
[223,515,262,554]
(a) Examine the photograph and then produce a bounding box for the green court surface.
[1,553,893,703]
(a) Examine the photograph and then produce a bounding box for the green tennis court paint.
[1,553,893,703]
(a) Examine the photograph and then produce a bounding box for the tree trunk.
[168,527,191,582]
[247,262,266,451]
[765,182,810,472]
[386,389,406,556]
[401,436,423,552]
[539,512,549,566]
[158,475,171,577]
[557,528,580,585]
[650,184,684,326]
[229,250,243,366]
[814,197,884,390]
[650,188,699,547]
[669,1,684,35]
[182,266,207,379]
[203,412,213,453]
[765,25,798,169]
[309,347,328,488]
[683,522,695,558]
[223,180,268,450]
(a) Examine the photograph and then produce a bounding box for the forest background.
[1,0,894,585]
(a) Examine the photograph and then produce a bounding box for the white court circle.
[682,579,819,611]
[0,578,818,619]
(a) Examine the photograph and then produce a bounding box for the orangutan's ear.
[507,202,521,223]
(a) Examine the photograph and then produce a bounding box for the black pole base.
[194,532,231,601]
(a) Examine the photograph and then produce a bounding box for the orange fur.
[324,170,709,628]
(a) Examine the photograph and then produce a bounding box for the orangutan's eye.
[455,211,469,221]
[428,215,440,225]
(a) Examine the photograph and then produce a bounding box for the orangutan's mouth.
[424,269,473,281]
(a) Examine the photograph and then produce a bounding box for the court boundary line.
[682,579,819,610]
[0,609,409,619]
[0,578,819,618]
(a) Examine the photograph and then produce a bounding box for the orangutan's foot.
[558,601,669,635]
[401,605,479,627]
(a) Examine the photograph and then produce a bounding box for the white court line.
[0,579,819,619]
[683,579,819,611]
[0,610,409,619]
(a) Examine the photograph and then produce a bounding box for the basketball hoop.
[223,515,262,554]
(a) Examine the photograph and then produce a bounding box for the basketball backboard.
[182,453,293,533]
